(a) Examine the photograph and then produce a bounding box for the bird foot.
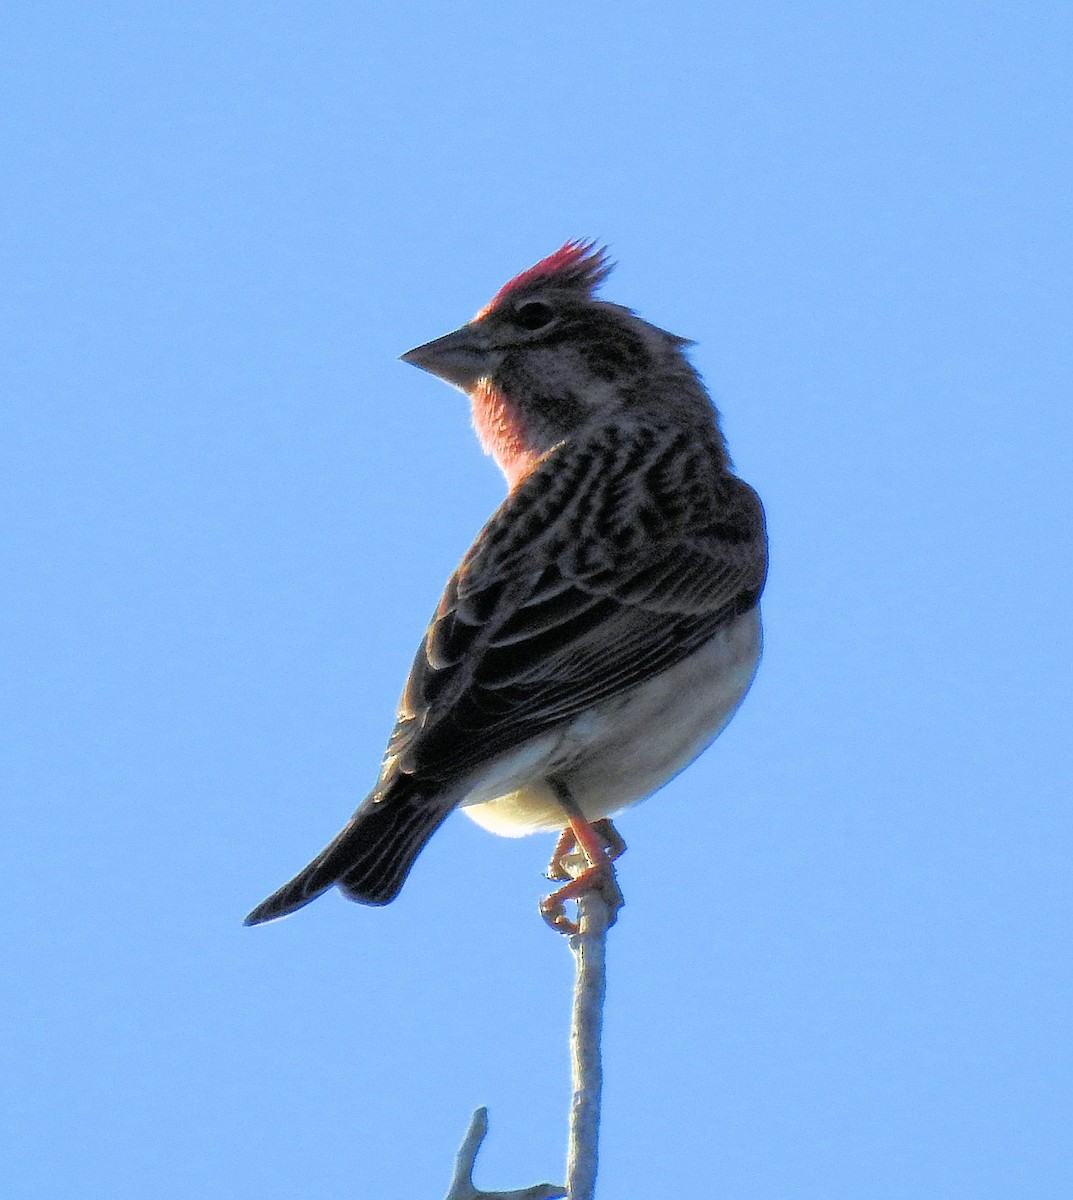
[540,862,624,936]
[545,818,626,881]
[541,817,626,935]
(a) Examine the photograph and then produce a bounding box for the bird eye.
[514,301,555,331]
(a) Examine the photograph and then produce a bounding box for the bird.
[245,240,767,932]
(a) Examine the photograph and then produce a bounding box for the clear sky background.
[4,4,1071,1198]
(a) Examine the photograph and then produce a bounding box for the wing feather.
[385,423,766,785]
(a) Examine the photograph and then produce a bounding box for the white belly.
[459,607,762,835]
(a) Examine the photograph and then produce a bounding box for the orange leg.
[540,783,626,936]
[546,819,627,881]
[545,825,578,882]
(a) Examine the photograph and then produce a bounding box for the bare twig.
[564,884,612,1200]
[443,1107,566,1200]
[443,834,617,1200]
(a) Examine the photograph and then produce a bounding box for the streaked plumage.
[245,241,767,926]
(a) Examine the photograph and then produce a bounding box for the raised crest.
[476,240,613,319]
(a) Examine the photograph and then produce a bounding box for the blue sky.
[4,3,1071,1197]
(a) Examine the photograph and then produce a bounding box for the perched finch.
[246,241,767,930]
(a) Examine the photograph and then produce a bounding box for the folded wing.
[384,422,768,787]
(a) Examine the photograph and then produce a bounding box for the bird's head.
[401,241,714,488]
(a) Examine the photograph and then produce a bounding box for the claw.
[545,818,627,882]
[540,862,624,936]
[540,793,626,935]
[545,826,577,882]
[592,818,627,861]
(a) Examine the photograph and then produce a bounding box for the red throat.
[471,380,541,489]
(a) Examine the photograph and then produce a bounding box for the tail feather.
[244,786,451,926]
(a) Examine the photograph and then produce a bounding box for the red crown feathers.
[476,240,613,319]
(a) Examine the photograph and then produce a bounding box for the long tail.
[244,783,452,925]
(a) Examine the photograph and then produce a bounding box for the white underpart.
[459,607,762,835]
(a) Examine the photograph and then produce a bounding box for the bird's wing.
[379,422,767,788]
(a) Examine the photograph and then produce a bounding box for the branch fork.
[443,1107,566,1200]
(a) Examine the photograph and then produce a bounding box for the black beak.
[399,323,492,390]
